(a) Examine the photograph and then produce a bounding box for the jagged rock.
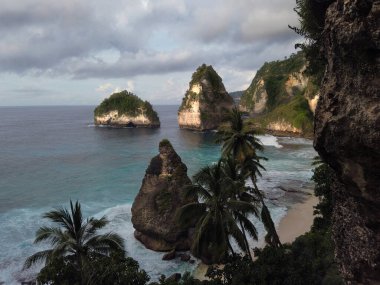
[314,0,380,283]
[162,250,176,261]
[167,273,182,282]
[131,139,195,251]
[94,90,160,128]
[180,253,191,262]
[178,64,234,131]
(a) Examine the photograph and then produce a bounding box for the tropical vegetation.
[24,200,148,285]
[289,0,331,83]
[94,90,159,122]
[176,158,260,264]
[176,107,281,266]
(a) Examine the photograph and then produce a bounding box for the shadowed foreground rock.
[131,139,195,251]
[314,0,380,283]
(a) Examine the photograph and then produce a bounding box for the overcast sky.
[0,0,301,106]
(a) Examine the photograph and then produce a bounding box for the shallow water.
[0,105,316,284]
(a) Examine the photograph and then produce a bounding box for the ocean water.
[0,105,317,284]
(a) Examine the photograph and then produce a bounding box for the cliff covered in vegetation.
[178,64,234,131]
[94,90,160,128]
[240,52,319,137]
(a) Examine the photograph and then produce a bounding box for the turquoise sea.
[0,105,316,284]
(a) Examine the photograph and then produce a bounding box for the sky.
[0,0,302,106]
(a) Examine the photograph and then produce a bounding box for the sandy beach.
[278,195,318,244]
[193,195,318,280]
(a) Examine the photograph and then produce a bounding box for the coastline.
[278,195,318,244]
[192,194,318,280]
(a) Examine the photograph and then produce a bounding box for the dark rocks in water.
[162,250,176,261]
[167,273,181,282]
[180,253,191,262]
[131,139,195,251]
[314,0,380,283]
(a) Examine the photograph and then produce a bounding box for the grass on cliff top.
[189,64,224,90]
[94,90,159,122]
[249,93,313,136]
[179,64,231,112]
[241,51,307,110]
[159,139,172,148]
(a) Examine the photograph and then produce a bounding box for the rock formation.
[94,90,160,128]
[239,52,319,137]
[131,139,195,251]
[314,0,380,283]
[178,64,234,131]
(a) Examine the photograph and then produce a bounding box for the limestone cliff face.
[240,54,319,115]
[95,111,158,127]
[94,90,160,128]
[178,64,234,131]
[314,0,380,283]
[267,120,302,134]
[239,53,318,137]
[131,140,195,251]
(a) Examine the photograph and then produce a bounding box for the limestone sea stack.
[131,139,195,251]
[94,90,160,128]
[178,64,234,131]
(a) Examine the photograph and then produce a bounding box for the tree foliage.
[289,0,333,83]
[94,90,159,122]
[24,201,132,285]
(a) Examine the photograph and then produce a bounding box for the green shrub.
[94,90,159,122]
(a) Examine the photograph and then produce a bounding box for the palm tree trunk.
[239,220,253,260]
[226,237,235,257]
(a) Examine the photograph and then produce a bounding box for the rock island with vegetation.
[239,52,319,137]
[178,64,234,131]
[94,90,160,128]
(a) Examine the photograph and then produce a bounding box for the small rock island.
[94,90,160,128]
[178,64,234,131]
[131,139,195,251]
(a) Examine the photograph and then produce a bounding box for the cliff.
[314,0,380,283]
[240,52,319,137]
[131,140,195,251]
[178,64,234,131]
[94,90,160,128]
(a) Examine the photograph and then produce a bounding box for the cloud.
[0,0,301,78]
[96,83,114,93]
[0,0,304,105]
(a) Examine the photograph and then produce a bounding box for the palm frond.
[261,204,281,247]
[176,202,207,228]
[23,249,53,269]
[43,207,75,234]
[223,212,246,252]
[34,226,65,246]
[235,212,258,241]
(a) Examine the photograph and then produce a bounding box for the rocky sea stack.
[178,64,234,131]
[131,139,195,251]
[94,90,160,128]
[239,52,319,137]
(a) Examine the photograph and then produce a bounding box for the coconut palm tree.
[222,156,260,260]
[176,161,259,264]
[24,200,125,284]
[217,108,282,248]
[217,107,264,164]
